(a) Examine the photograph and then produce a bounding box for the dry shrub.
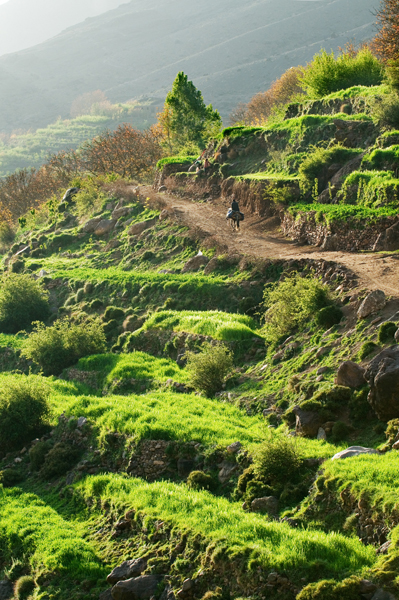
[70,90,108,118]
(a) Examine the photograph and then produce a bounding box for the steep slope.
[0,0,127,56]
[0,0,379,133]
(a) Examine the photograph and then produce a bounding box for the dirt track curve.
[143,187,399,297]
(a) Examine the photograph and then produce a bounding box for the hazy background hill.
[0,0,380,134]
[0,0,127,56]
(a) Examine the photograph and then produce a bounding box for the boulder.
[332,446,379,460]
[218,460,238,483]
[111,575,163,600]
[203,257,219,275]
[293,406,322,438]
[100,590,113,600]
[357,290,386,319]
[112,207,131,220]
[365,345,399,421]
[182,253,209,273]
[0,580,13,600]
[94,219,116,236]
[159,209,171,221]
[62,187,80,202]
[107,559,147,585]
[128,218,157,236]
[371,590,396,600]
[251,496,279,515]
[227,441,242,454]
[373,221,399,252]
[395,329,399,344]
[335,361,366,388]
[317,427,327,441]
[82,216,102,233]
[177,458,195,477]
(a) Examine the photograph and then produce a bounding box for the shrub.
[0,468,23,487]
[300,48,384,97]
[357,341,380,360]
[185,342,233,397]
[14,576,35,600]
[104,306,125,321]
[315,305,343,329]
[0,375,50,452]
[378,321,397,344]
[21,317,106,376]
[296,577,360,600]
[372,92,399,129]
[39,442,82,479]
[0,273,50,333]
[29,440,52,471]
[331,421,351,441]
[253,435,302,486]
[263,274,330,341]
[187,470,215,491]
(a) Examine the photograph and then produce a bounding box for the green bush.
[104,306,125,321]
[0,273,50,333]
[300,48,384,97]
[372,92,399,129]
[0,468,24,487]
[39,442,82,479]
[263,274,330,341]
[357,341,380,360]
[331,421,351,441]
[378,321,397,344]
[315,305,343,329]
[0,375,50,452]
[299,146,361,194]
[185,342,233,397]
[297,577,360,600]
[187,470,215,491]
[29,441,52,471]
[253,435,302,486]
[21,317,106,376]
[14,576,35,600]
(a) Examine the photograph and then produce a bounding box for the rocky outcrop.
[128,218,157,236]
[181,253,209,273]
[94,219,116,236]
[373,220,399,252]
[357,290,386,319]
[251,496,279,515]
[107,559,147,585]
[335,361,366,388]
[112,575,163,600]
[293,406,322,438]
[365,346,399,421]
[332,446,379,460]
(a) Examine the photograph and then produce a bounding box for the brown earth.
[143,187,399,297]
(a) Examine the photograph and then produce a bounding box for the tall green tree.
[159,72,221,152]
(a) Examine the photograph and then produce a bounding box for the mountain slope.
[0,0,379,133]
[0,0,127,56]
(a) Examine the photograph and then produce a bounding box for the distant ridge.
[0,0,379,133]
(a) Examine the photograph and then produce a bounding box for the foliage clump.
[14,576,35,600]
[263,274,330,341]
[39,442,82,479]
[0,468,24,487]
[357,341,380,360]
[253,435,302,485]
[21,317,106,376]
[187,470,215,491]
[315,305,343,329]
[296,577,360,600]
[185,342,233,397]
[378,321,397,344]
[0,375,50,452]
[29,440,52,471]
[0,273,50,333]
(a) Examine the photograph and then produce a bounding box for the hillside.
[0,0,379,133]
[0,0,127,56]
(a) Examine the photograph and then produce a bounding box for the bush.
[104,306,125,321]
[315,305,343,329]
[185,342,233,397]
[29,440,52,471]
[21,317,106,376]
[263,274,330,341]
[0,273,50,333]
[331,421,351,441]
[39,442,82,479]
[0,375,50,452]
[300,48,384,97]
[378,321,397,344]
[253,435,302,486]
[14,576,35,600]
[0,468,23,487]
[372,92,399,129]
[357,341,380,360]
[297,577,360,600]
[187,470,215,491]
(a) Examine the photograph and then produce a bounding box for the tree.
[373,0,399,62]
[158,72,222,152]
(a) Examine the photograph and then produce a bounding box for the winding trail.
[144,187,399,297]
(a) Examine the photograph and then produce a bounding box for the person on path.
[231,198,241,228]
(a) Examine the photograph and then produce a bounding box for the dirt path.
[143,187,399,297]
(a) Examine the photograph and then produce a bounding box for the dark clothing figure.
[231,200,241,228]
[204,158,211,171]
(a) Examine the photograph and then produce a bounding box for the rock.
[251,496,279,515]
[0,580,13,600]
[332,446,379,460]
[377,541,391,555]
[159,585,175,600]
[181,253,209,273]
[357,290,386,319]
[82,216,102,233]
[365,346,399,421]
[203,257,219,274]
[335,361,366,388]
[218,460,238,483]
[371,590,396,600]
[38,269,48,277]
[100,590,113,600]
[94,219,116,236]
[159,209,170,221]
[227,441,242,454]
[317,366,329,375]
[112,207,131,220]
[176,353,187,367]
[177,458,195,477]
[158,186,167,192]
[115,519,131,531]
[373,221,399,252]
[111,575,163,600]
[107,559,147,585]
[293,406,322,438]
[317,427,327,440]
[321,234,340,251]
[77,417,87,428]
[359,580,377,595]
[63,187,80,202]
[182,579,193,592]
[128,218,157,236]
[395,329,399,344]
[393,440,399,450]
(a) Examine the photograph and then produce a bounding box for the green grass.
[142,310,261,341]
[0,487,104,578]
[235,172,299,182]
[0,334,25,349]
[342,170,399,208]
[156,155,197,169]
[77,474,375,580]
[288,202,399,225]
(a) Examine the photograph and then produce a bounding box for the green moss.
[377,321,397,344]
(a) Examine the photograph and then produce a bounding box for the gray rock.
[111,575,163,600]
[227,441,242,454]
[357,290,386,319]
[100,590,113,600]
[293,406,322,438]
[371,589,396,600]
[128,218,157,236]
[158,186,167,192]
[107,558,147,585]
[0,581,13,600]
[377,541,391,555]
[177,458,195,477]
[63,187,80,202]
[82,216,102,233]
[218,460,238,483]
[182,579,193,592]
[159,585,175,600]
[251,496,279,514]
[176,353,187,367]
[365,345,399,421]
[94,219,116,236]
[317,427,327,440]
[321,234,340,251]
[159,209,170,221]
[77,417,87,428]
[332,446,379,460]
[335,361,366,388]
[112,207,131,220]
[395,329,399,344]
[182,253,209,273]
